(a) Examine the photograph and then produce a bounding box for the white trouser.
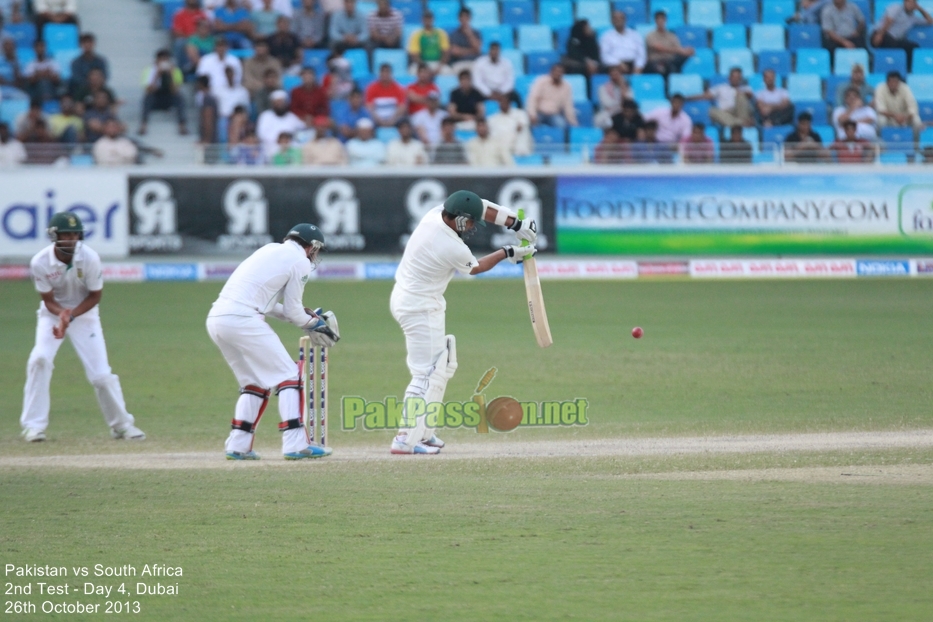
[390,289,448,441]
[206,314,308,454]
[21,309,135,433]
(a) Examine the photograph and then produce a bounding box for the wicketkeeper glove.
[509,217,537,243]
[304,307,340,347]
[502,244,536,264]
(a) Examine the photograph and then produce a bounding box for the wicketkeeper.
[207,224,340,460]
[20,212,146,442]
[390,190,537,454]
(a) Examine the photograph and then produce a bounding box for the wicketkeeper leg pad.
[226,385,270,454]
[275,378,308,453]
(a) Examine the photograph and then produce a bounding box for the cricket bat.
[518,209,553,348]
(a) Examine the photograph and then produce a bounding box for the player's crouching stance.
[390,190,537,455]
[206,224,340,461]
[20,212,146,442]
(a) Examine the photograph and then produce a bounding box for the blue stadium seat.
[796,48,831,77]
[577,0,612,29]
[0,98,28,124]
[650,0,685,27]
[526,50,560,73]
[396,0,423,24]
[229,49,254,59]
[635,23,655,37]
[687,0,722,27]
[794,100,828,124]
[750,24,785,52]
[54,49,81,80]
[436,74,459,103]
[377,127,401,142]
[669,72,705,95]
[502,48,526,74]
[761,0,795,24]
[518,24,556,51]
[426,1,459,29]
[575,100,595,126]
[515,154,545,165]
[2,23,36,48]
[824,74,848,103]
[555,25,572,52]
[481,25,515,49]
[874,0,900,22]
[683,99,711,123]
[566,74,588,101]
[762,124,793,144]
[712,24,747,51]
[303,49,330,74]
[455,129,478,142]
[466,0,500,27]
[758,50,791,76]
[373,48,407,76]
[873,49,907,75]
[283,74,302,91]
[345,48,371,78]
[745,72,766,91]
[501,0,535,25]
[359,2,378,17]
[908,74,933,99]
[43,23,79,53]
[539,1,575,29]
[724,0,757,25]
[639,98,671,113]
[787,73,822,100]
[879,151,908,164]
[908,25,933,48]
[161,1,183,29]
[16,47,36,65]
[812,124,835,143]
[532,125,567,153]
[919,125,933,147]
[834,48,869,76]
[849,0,869,20]
[589,73,609,103]
[788,24,820,51]
[881,125,914,149]
[914,49,933,74]
[673,25,709,48]
[550,152,585,164]
[742,126,759,144]
[682,48,716,77]
[570,126,604,145]
[718,48,754,75]
[0,61,14,83]
[630,73,666,99]
[614,0,648,24]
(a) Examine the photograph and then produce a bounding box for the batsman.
[390,190,537,455]
[206,224,340,461]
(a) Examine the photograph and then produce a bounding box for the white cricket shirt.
[393,206,479,309]
[30,243,103,318]
[209,240,313,326]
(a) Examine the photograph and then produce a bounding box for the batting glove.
[502,244,536,264]
[509,217,537,243]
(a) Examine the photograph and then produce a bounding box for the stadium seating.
[615,0,648,24]
[683,99,712,123]
[466,0,501,28]
[303,49,330,74]
[761,0,795,24]
[570,126,604,146]
[762,124,793,145]
[834,48,869,75]
[913,49,933,73]
[682,48,716,78]
[575,101,595,126]
[54,49,81,80]
[532,125,567,153]
[919,126,933,148]
[518,24,555,51]
[428,0,460,29]
[796,48,831,77]
[881,126,914,151]
[630,74,666,100]
[794,100,829,124]
[526,50,560,74]
[538,1,574,29]
[501,48,525,74]
[718,48,754,75]
[555,25,572,52]
[396,0,423,24]
[908,25,933,48]
[43,23,79,53]
[687,0,723,28]
[480,25,515,49]
[874,0,900,22]
[566,74,588,102]
[724,0,757,26]
[345,48,371,78]
[712,24,747,51]
[749,24,785,53]
[787,73,823,101]
[650,0,685,27]
[873,49,907,75]
[668,72,705,96]
[577,0,612,29]
[908,74,933,99]
[373,48,407,77]
[788,24,821,51]
[435,74,458,103]
[758,50,792,76]
[500,0,534,25]
[673,25,709,48]
[918,100,933,122]
[3,22,36,48]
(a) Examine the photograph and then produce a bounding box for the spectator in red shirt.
[172,0,210,70]
[406,63,440,115]
[364,62,406,127]
[830,119,873,163]
[290,67,329,123]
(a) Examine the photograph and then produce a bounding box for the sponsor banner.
[690,259,858,278]
[127,174,556,256]
[0,171,129,258]
[102,263,145,282]
[316,262,364,280]
[144,263,199,281]
[557,173,933,255]
[199,262,240,281]
[637,261,689,276]
[535,260,638,279]
[0,265,30,280]
[856,259,910,276]
[913,259,933,275]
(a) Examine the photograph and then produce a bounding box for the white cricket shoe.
[22,429,46,442]
[390,435,440,455]
[111,425,146,440]
[423,434,445,449]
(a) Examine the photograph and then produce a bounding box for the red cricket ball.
[632,327,644,339]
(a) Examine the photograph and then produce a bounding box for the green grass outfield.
[1,279,932,620]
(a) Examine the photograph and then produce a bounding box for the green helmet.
[48,212,85,242]
[442,190,486,228]
[284,223,325,250]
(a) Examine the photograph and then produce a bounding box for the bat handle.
[517,209,532,259]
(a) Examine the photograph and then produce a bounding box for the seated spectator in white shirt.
[755,68,794,127]
[22,39,60,103]
[466,117,514,166]
[594,65,633,128]
[93,118,138,166]
[301,115,349,164]
[196,37,243,98]
[689,66,754,127]
[644,93,692,143]
[832,86,877,140]
[411,90,447,145]
[875,71,922,131]
[216,65,251,138]
[527,63,578,128]
[386,118,428,165]
[256,89,306,159]
[645,11,694,76]
[488,92,533,156]
[346,117,386,165]
[599,10,646,74]
[472,42,516,101]
[0,122,27,167]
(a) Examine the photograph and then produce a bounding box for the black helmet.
[442,190,486,230]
